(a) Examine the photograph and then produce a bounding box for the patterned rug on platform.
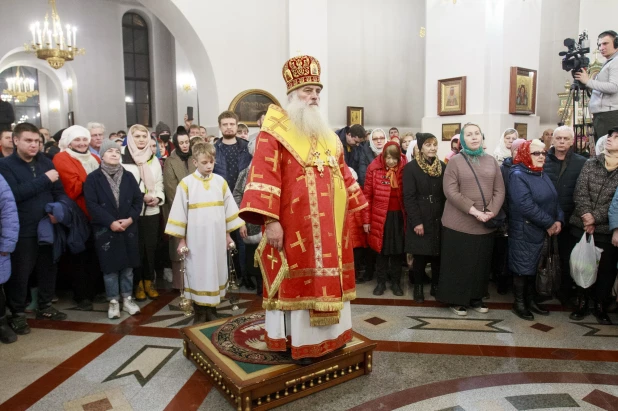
[211,311,295,365]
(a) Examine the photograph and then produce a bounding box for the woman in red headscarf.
[508,139,563,321]
[363,141,407,296]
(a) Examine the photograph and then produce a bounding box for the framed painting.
[442,123,461,142]
[438,76,466,116]
[509,67,537,115]
[514,122,528,140]
[228,89,281,127]
[347,106,364,126]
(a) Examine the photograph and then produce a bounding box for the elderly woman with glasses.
[508,139,563,321]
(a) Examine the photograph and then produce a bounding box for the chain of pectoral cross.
[308,135,337,177]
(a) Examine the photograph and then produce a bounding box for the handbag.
[461,154,507,229]
[536,234,561,297]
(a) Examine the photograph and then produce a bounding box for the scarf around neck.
[100,162,123,208]
[66,148,99,175]
[415,150,442,177]
[460,124,485,162]
[127,129,156,193]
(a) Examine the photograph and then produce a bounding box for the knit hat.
[155,121,171,136]
[99,139,120,159]
[58,125,90,151]
[415,133,437,150]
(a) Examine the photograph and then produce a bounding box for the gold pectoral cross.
[326,149,337,168]
[312,151,325,177]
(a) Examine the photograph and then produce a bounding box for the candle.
[43,18,48,37]
[31,24,36,45]
[47,30,52,48]
[73,27,76,48]
[60,34,63,50]
[37,26,42,46]
[66,25,71,47]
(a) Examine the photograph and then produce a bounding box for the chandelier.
[2,67,39,103]
[24,0,85,69]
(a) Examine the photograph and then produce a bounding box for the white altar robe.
[164,171,244,306]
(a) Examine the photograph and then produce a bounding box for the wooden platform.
[181,317,377,411]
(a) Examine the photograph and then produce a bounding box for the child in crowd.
[84,140,143,319]
[0,174,19,343]
[165,142,245,323]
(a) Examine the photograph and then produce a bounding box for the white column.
[288,0,329,120]
[423,0,542,158]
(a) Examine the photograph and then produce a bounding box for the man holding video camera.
[575,30,618,138]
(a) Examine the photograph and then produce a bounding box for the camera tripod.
[559,80,594,156]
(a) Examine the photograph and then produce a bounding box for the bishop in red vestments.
[239,55,367,360]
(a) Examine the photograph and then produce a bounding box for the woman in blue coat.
[0,173,19,343]
[84,141,143,320]
[508,139,564,321]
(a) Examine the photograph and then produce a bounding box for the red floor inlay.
[582,389,618,411]
[0,333,123,411]
[163,370,212,411]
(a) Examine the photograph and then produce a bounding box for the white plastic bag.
[570,233,603,289]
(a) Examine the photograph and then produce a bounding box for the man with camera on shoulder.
[575,30,618,137]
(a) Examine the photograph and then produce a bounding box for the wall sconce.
[49,100,60,112]
[178,73,196,92]
[64,78,73,94]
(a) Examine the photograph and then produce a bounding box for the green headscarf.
[460,122,485,158]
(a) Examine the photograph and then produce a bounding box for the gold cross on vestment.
[250,166,263,182]
[296,174,308,188]
[261,193,274,209]
[267,248,279,270]
[348,190,361,206]
[304,212,325,221]
[290,197,300,214]
[322,286,335,298]
[291,231,307,253]
[270,114,289,133]
[265,149,279,172]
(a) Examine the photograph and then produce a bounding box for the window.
[122,13,151,127]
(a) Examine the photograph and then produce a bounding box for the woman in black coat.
[403,133,446,302]
[83,141,143,319]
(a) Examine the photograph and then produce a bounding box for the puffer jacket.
[362,142,407,253]
[0,174,18,284]
[569,154,618,243]
[508,164,564,275]
[543,147,586,225]
[53,151,100,219]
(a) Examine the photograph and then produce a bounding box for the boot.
[193,304,207,324]
[526,277,549,316]
[0,316,17,344]
[214,306,232,318]
[512,276,533,321]
[569,288,589,321]
[413,284,424,303]
[593,301,612,325]
[144,280,159,300]
[373,282,386,296]
[134,281,146,301]
[390,260,404,296]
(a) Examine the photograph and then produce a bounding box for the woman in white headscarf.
[53,125,101,311]
[121,124,165,302]
[493,128,519,165]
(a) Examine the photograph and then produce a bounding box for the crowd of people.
[1,113,618,345]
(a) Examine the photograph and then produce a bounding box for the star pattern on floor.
[572,322,618,337]
[103,345,180,386]
[407,316,512,333]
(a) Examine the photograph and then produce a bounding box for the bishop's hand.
[265,221,284,251]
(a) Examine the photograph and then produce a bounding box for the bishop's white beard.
[286,92,333,138]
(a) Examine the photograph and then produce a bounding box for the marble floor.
[1,278,618,411]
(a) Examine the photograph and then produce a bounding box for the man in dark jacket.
[0,100,14,131]
[0,123,69,335]
[543,126,586,304]
[212,111,253,289]
[355,141,377,188]
[335,124,365,170]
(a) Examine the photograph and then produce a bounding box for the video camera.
[559,30,590,88]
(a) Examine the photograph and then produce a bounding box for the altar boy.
[164,142,245,323]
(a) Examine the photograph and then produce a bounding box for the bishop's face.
[296,85,322,107]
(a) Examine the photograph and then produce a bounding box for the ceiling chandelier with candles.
[2,67,39,103]
[24,0,85,70]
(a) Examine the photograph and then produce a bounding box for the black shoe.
[512,303,534,321]
[0,316,17,344]
[528,300,549,316]
[430,284,437,297]
[10,314,31,335]
[296,357,313,366]
[569,294,589,321]
[204,307,219,322]
[243,277,256,291]
[75,299,93,311]
[373,283,386,296]
[413,284,424,302]
[593,302,612,325]
[36,305,68,321]
[391,283,404,297]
